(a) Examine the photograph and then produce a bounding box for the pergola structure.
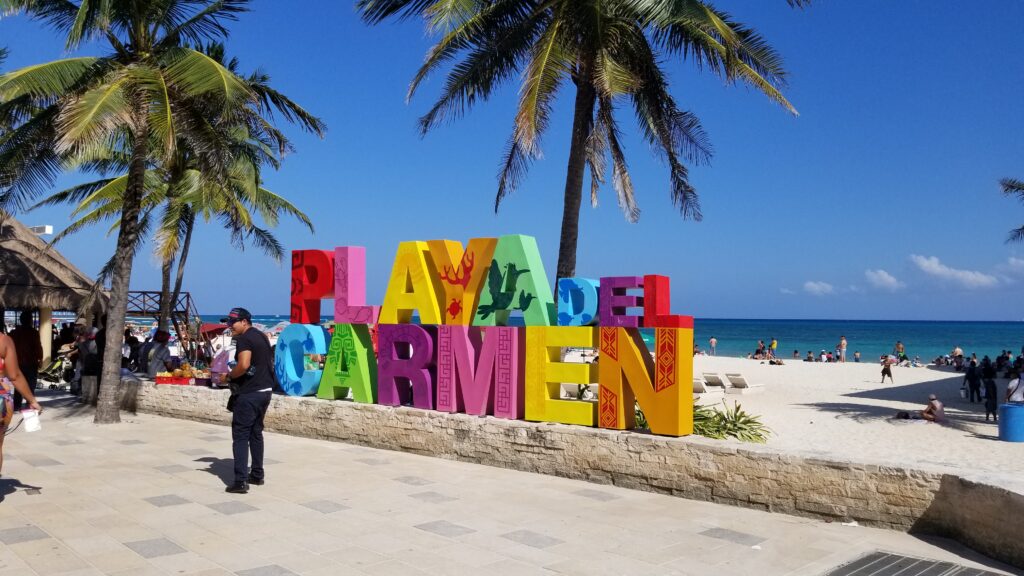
[0,212,106,362]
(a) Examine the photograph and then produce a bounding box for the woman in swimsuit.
[0,332,43,476]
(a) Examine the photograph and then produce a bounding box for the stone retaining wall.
[134,384,1023,569]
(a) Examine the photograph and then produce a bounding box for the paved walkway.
[0,394,1015,576]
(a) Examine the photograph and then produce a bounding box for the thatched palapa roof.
[0,212,107,313]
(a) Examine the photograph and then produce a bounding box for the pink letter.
[436,326,524,419]
[334,246,379,324]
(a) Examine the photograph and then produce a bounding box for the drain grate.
[825,551,1006,576]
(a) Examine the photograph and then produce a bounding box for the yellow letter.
[524,326,598,426]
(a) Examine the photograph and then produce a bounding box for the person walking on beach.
[223,308,274,494]
[769,338,777,360]
[984,378,999,422]
[709,337,717,356]
[963,360,982,403]
[0,331,44,476]
[9,311,42,412]
[839,336,847,363]
[881,356,895,384]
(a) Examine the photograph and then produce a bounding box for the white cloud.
[803,281,834,296]
[1005,257,1024,275]
[779,288,795,295]
[847,285,863,293]
[909,255,998,289]
[865,269,906,291]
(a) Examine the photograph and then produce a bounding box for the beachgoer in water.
[854,351,861,363]
[881,355,894,384]
[839,336,847,363]
[921,394,945,422]
[792,349,800,359]
[769,338,777,359]
[708,337,717,356]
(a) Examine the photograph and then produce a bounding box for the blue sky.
[3,1,1023,320]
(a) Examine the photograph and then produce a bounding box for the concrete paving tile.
[153,464,190,474]
[0,525,49,544]
[299,499,349,514]
[414,520,476,538]
[142,494,190,507]
[571,488,621,502]
[118,440,146,445]
[20,456,63,467]
[9,538,91,575]
[500,530,564,549]
[106,567,166,576]
[123,537,186,559]
[700,527,767,547]
[321,545,389,568]
[81,549,150,573]
[235,565,297,576]
[393,476,433,486]
[260,552,338,574]
[478,558,560,575]
[360,560,432,576]
[407,491,456,504]
[206,501,258,515]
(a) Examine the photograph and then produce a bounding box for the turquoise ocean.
[199,315,1024,363]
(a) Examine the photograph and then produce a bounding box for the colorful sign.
[276,234,694,436]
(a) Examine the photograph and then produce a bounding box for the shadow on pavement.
[194,457,234,486]
[0,477,42,503]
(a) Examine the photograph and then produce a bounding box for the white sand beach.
[690,355,1024,491]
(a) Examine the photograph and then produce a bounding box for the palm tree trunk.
[94,102,150,424]
[169,211,194,309]
[555,73,597,283]
[157,258,173,332]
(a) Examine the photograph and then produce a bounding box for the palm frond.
[155,0,250,50]
[596,96,638,222]
[0,57,102,101]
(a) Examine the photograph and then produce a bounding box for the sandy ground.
[688,355,1023,491]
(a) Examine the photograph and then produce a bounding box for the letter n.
[597,326,693,436]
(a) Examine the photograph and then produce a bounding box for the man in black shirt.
[222,307,274,494]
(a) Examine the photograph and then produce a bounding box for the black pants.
[968,382,981,403]
[231,391,272,483]
[13,368,37,412]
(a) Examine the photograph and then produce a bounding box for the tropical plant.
[634,398,771,443]
[0,0,261,423]
[1001,178,1024,243]
[31,45,322,332]
[358,0,804,281]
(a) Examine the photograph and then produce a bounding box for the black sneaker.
[247,475,264,486]
[225,482,248,494]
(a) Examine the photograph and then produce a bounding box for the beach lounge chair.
[703,373,729,388]
[725,373,763,394]
[693,378,724,396]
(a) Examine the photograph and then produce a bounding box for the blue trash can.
[998,403,1024,442]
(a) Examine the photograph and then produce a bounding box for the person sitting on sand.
[804,351,814,362]
[921,394,945,422]
[1008,372,1024,404]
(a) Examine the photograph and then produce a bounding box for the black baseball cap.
[221,307,252,324]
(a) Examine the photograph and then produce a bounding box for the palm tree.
[1001,178,1024,243]
[358,0,803,281]
[35,151,315,331]
[0,0,258,423]
[33,45,323,333]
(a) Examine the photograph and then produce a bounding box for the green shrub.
[634,399,771,443]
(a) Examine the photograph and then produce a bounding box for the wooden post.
[39,307,53,364]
